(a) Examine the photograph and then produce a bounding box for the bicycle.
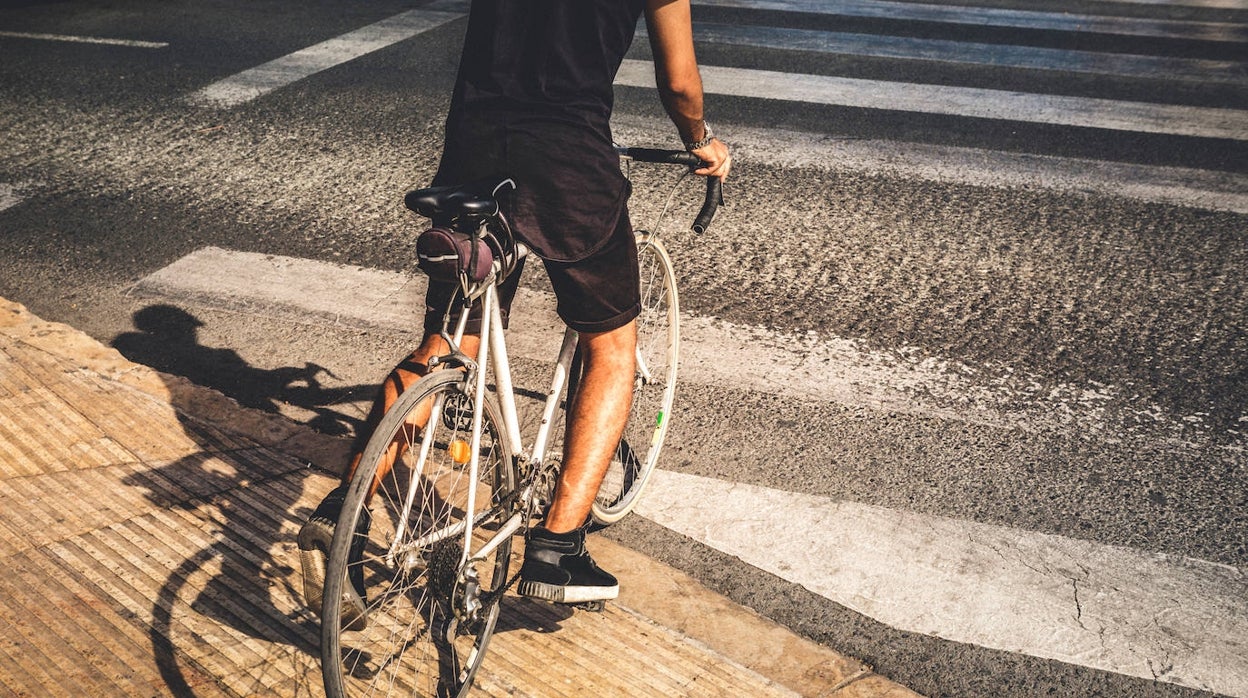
[317,147,722,697]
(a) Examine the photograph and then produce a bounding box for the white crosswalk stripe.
[662,23,1248,85]
[611,114,1248,212]
[637,470,1248,698]
[616,60,1248,140]
[1106,0,1246,8]
[0,31,168,48]
[129,247,1246,454]
[0,183,28,213]
[696,0,1248,41]
[186,0,468,108]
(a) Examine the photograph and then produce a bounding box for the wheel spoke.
[321,373,516,697]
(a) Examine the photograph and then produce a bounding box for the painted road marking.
[187,1,467,108]
[669,23,1248,86]
[1107,0,1247,7]
[129,248,1248,687]
[695,0,1248,43]
[611,113,1248,214]
[129,247,1245,450]
[619,60,1248,141]
[616,60,1248,141]
[636,469,1248,697]
[1103,0,1247,8]
[0,31,168,49]
[0,184,30,213]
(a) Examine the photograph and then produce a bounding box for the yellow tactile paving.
[0,312,800,698]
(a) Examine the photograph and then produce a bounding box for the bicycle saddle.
[405,177,516,218]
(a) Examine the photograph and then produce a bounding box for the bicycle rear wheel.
[590,232,680,524]
[321,370,516,698]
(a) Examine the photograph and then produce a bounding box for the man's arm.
[645,0,731,180]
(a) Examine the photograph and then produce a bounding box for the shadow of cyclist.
[112,304,370,436]
[114,304,579,693]
[112,304,358,694]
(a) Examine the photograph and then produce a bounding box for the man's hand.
[692,137,731,181]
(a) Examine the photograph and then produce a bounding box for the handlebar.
[616,147,723,235]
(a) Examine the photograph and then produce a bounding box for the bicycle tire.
[590,232,679,524]
[321,370,517,698]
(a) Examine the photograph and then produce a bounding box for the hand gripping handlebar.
[616,147,724,234]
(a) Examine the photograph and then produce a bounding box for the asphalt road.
[1,1,1246,696]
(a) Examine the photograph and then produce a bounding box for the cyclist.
[300,0,731,620]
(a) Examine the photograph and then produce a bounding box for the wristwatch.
[684,121,715,152]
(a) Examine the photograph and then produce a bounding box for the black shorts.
[436,110,630,263]
[423,210,640,336]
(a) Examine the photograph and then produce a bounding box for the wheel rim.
[593,235,678,522]
[323,376,513,697]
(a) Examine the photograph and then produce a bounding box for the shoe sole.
[298,519,368,631]
[517,579,619,604]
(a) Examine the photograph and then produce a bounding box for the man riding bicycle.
[300,0,731,619]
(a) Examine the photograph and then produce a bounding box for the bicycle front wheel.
[591,232,680,524]
[321,370,516,698]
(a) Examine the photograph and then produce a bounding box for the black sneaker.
[298,485,371,631]
[517,524,619,604]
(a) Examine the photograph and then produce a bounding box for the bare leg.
[544,320,637,533]
[342,332,481,498]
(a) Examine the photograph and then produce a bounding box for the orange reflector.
[448,439,471,464]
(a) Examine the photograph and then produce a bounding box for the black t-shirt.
[433,0,647,262]
[452,0,646,130]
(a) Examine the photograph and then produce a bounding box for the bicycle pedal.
[569,600,606,613]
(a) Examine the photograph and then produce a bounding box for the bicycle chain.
[453,454,563,618]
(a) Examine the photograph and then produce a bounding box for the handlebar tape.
[618,147,723,234]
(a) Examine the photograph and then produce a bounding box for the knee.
[382,358,426,402]
[579,321,637,372]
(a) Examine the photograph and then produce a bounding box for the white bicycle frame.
[384,245,581,575]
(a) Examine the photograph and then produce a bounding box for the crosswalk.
[0,183,29,214]
[0,30,168,48]
[696,0,1248,41]
[132,245,1242,454]
[613,113,1248,210]
[617,59,1246,139]
[669,0,1248,145]
[637,470,1248,698]
[180,0,1247,207]
[614,5,1246,693]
